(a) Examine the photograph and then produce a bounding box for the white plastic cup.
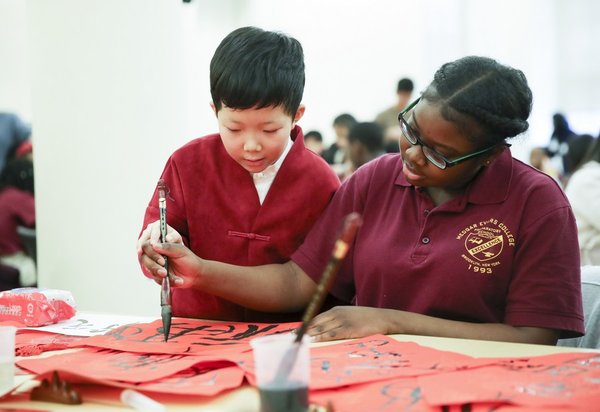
[0,326,16,396]
[250,333,309,412]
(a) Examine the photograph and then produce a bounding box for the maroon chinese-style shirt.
[141,126,340,322]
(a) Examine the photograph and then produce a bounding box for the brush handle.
[294,212,362,343]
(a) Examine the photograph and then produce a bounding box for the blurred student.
[345,122,385,179]
[0,112,31,175]
[529,146,560,182]
[304,130,324,156]
[565,136,600,265]
[321,113,357,176]
[0,158,36,286]
[547,112,577,177]
[375,78,414,153]
[563,134,594,184]
[137,27,340,322]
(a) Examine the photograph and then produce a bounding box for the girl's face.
[399,100,491,192]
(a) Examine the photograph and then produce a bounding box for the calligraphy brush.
[272,212,362,384]
[157,179,172,342]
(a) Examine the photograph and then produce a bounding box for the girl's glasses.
[397,97,506,169]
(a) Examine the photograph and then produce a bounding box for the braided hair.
[422,56,532,147]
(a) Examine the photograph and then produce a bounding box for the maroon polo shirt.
[292,150,584,338]
[142,126,340,322]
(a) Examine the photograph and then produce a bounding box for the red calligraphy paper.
[310,377,439,412]
[71,318,299,355]
[418,352,600,410]
[17,347,224,382]
[238,334,493,390]
[29,364,244,396]
[15,331,84,356]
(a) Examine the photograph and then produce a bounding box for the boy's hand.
[307,306,390,342]
[137,220,183,283]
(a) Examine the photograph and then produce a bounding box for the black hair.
[333,113,357,129]
[575,136,600,170]
[422,56,532,147]
[566,134,594,173]
[396,78,414,93]
[210,26,305,117]
[0,158,34,194]
[348,122,385,153]
[304,130,323,142]
[551,113,575,143]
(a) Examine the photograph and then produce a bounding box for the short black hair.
[333,113,357,129]
[304,130,323,142]
[396,78,414,93]
[210,26,305,117]
[422,56,532,147]
[348,122,384,153]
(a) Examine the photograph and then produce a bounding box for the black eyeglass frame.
[397,97,509,169]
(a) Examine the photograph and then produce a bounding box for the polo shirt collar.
[394,148,512,205]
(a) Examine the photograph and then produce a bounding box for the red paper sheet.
[28,364,244,396]
[17,348,222,382]
[15,331,85,356]
[311,378,578,412]
[418,352,600,410]
[310,377,438,412]
[72,318,299,355]
[238,335,493,390]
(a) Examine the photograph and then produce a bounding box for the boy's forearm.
[198,260,315,313]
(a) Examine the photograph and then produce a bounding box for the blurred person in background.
[0,157,36,286]
[529,146,560,183]
[322,113,357,178]
[304,130,324,156]
[375,78,414,153]
[565,135,600,265]
[547,112,577,178]
[0,112,32,176]
[344,121,385,180]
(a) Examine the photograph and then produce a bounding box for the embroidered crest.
[465,228,504,262]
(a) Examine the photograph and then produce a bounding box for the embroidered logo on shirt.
[455,218,515,275]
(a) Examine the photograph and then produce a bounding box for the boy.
[137,27,340,322]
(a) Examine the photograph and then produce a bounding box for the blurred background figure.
[321,113,357,177]
[0,157,36,287]
[529,146,560,182]
[0,112,32,176]
[375,77,414,153]
[304,130,324,156]
[344,121,385,180]
[565,135,600,265]
[546,112,577,178]
[563,134,595,184]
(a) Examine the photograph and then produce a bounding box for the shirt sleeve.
[140,155,190,263]
[504,203,584,338]
[291,167,368,303]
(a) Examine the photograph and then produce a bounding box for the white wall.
[0,0,32,119]
[1,0,599,315]
[27,0,186,316]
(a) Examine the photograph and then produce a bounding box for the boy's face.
[215,104,305,174]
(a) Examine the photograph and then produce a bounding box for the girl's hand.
[148,242,204,289]
[307,306,391,342]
